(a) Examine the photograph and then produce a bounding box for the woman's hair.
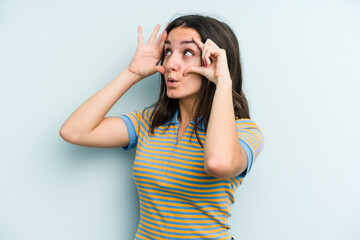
[150,14,250,146]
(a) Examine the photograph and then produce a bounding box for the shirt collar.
[166,109,180,125]
[166,109,205,129]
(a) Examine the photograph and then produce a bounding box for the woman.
[60,14,263,240]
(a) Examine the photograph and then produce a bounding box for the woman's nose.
[165,54,180,72]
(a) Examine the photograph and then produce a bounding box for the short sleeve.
[119,109,143,151]
[236,119,264,178]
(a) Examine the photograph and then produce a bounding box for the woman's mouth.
[167,78,178,87]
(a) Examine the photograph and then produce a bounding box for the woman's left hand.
[183,37,231,85]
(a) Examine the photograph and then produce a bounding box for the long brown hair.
[150,14,250,146]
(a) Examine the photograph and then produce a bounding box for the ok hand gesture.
[128,24,167,81]
[184,37,232,86]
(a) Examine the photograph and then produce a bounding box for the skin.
[163,28,203,107]
[160,27,203,140]
[59,24,247,178]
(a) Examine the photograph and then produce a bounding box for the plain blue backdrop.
[1,0,359,239]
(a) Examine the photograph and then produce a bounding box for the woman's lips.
[167,78,178,87]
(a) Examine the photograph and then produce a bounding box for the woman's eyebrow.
[180,40,196,44]
[165,40,196,45]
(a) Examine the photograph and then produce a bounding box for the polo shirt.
[120,107,264,240]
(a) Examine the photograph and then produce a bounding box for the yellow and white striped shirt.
[120,107,264,240]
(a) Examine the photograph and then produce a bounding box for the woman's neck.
[178,98,197,126]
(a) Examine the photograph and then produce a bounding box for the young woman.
[60,14,264,240]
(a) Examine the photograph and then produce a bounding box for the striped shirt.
[120,107,264,240]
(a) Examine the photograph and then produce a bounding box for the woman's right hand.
[60,24,167,148]
[127,24,167,81]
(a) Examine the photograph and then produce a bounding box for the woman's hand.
[186,38,246,178]
[127,24,167,81]
[183,37,231,86]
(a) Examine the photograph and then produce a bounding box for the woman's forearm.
[60,67,141,140]
[204,79,247,178]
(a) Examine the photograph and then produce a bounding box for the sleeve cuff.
[119,115,137,151]
[238,138,254,178]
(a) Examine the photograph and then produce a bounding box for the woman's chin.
[166,92,179,99]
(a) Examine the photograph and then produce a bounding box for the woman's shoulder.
[235,117,256,124]
[142,106,155,120]
[235,117,264,148]
[121,106,155,125]
[235,117,264,137]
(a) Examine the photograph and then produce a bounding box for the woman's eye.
[184,50,194,56]
[165,49,172,56]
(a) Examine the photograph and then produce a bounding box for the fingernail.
[204,62,207,68]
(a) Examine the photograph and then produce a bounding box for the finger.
[204,38,219,48]
[155,28,168,49]
[202,39,221,65]
[193,36,208,66]
[155,65,166,75]
[201,47,208,66]
[183,66,204,77]
[203,47,215,66]
[157,30,167,51]
[184,66,217,83]
[138,26,144,45]
[154,22,170,46]
[154,30,163,47]
[193,36,204,50]
[147,24,161,45]
[203,47,221,66]
[202,47,213,67]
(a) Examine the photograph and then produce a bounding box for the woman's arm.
[184,37,247,178]
[59,69,139,147]
[59,24,167,148]
[204,77,247,178]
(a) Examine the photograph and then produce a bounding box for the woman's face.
[162,27,203,104]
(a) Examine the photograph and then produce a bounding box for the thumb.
[155,65,166,75]
[183,66,204,77]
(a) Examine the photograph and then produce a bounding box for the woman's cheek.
[185,56,201,67]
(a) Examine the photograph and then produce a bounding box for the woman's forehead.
[166,27,200,44]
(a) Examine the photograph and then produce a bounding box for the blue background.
[1,0,359,239]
